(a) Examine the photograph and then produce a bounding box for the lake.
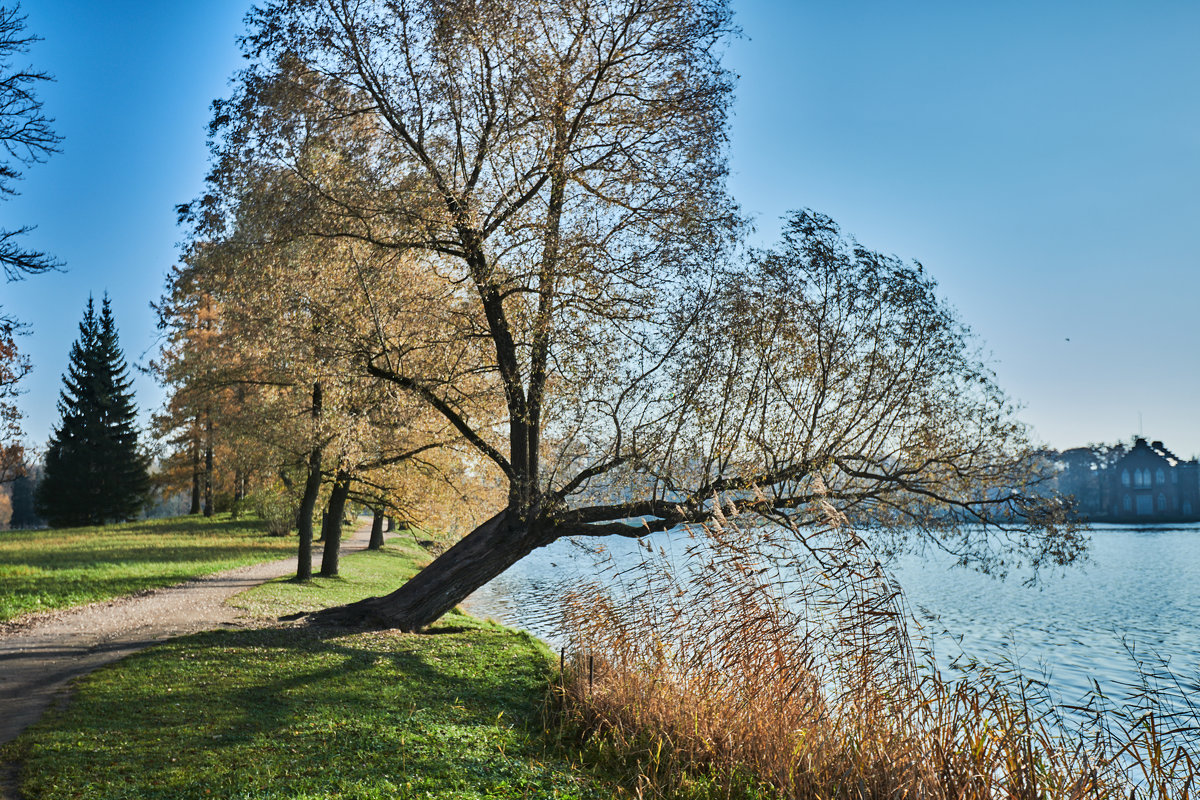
[464,523,1200,727]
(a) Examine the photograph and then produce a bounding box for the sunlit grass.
[0,515,296,621]
[6,540,623,799]
[228,526,438,618]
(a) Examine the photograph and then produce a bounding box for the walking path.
[0,520,373,749]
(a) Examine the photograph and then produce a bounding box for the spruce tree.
[36,295,150,526]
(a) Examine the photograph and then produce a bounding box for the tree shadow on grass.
[20,620,612,799]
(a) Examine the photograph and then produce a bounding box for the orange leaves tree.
[0,316,27,483]
[159,118,497,576]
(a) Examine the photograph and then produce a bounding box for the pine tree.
[36,295,150,527]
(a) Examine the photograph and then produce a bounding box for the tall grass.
[553,493,1197,798]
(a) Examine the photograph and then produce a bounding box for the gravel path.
[0,520,373,750]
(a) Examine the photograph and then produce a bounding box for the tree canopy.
[157,0,1077,630]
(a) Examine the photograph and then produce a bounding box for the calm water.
[465,524,1200,718]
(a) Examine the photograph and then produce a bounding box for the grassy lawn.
[228,531,431,618]
[4,535,625,799]
[0,515,297,622]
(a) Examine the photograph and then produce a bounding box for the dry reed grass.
[552,491,1198,799]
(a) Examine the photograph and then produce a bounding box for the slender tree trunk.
[384,515,393,533]
[203,411,214,518]
[316,507,549,631]
[369,508,385,550]
[189,422,201,515]
[295,382,323,580]
[319,470,351,577]
[296,453,321,580]
[230,468,244,519]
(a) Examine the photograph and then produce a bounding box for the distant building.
[1054,438,1200,522]
[1108,438,1200,521]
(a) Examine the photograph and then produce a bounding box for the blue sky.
[7,1,1200,457]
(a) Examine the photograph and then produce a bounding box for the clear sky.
[6,1,1200,458]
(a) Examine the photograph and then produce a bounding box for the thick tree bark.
[313,507,550,632]
[319,470,351,577]
[295,382,323,580]
[368,508,384,550]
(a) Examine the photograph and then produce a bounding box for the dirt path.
[0,520,373,750]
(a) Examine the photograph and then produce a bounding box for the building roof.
[1128,437,1179,467]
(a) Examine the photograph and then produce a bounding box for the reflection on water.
[464,524,1200,716]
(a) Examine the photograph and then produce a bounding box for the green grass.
[229,532,433,617]
[5,539,625,799]
[0,515,297,622]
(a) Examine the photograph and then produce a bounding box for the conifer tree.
[36,295,150,526]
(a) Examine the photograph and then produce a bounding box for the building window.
[1185,501,1193,515]
[1122,469,1131,487]
[1172,470,1178,484]
[1158,493,1167,512]
[1134,469,1143,487]
[1157,468,1166,485]
[1124,494,1132,511]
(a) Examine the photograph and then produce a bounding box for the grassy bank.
[4,532,623,799]
[0,515,296,622]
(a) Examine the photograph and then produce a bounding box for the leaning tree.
[221,0,1078,630]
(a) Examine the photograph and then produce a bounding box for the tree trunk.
[369,508,385,550]
[319,470,351,577]
[230,469,244,519]
[296,450,322,580]
[189,423,201,515]
[384,515,393,533]
[312,507,548,632]
[295,382,323,581]
[202,411,214,518]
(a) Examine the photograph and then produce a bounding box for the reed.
[552,493,1197,799]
